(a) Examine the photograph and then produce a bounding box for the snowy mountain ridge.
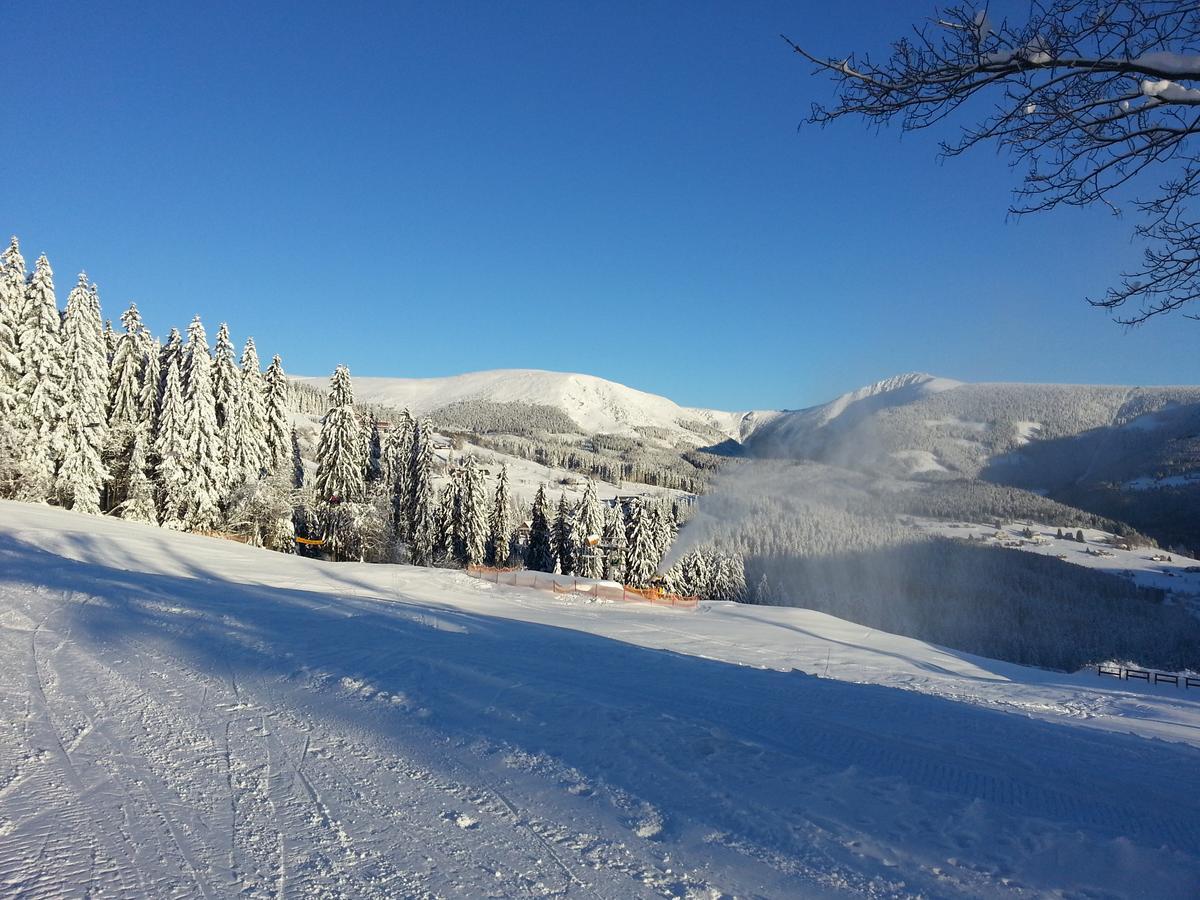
[811,372,964,426]
[296,368,770,444]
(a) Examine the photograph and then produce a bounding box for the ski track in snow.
[1,502,1199,898]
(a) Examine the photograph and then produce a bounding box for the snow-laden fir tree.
[211,323,237,428]
[290,427,305,488]
[262,354,290,474]
[601,503,626,582]
[0,236,24,420]
[329,363,355,408]
[154,355,189,528]
[16,254,65,501]
[225,470,296,552]
[107,303,147,431]
[662,548,747,603]
[552,492,575,575]
[224,337,268,487]
[138,338,161,442]
[56,274,110,513]
[573,479,605,579]
[121,427,158,523]
[525,483,555,572]
[380,411,413,536]
[488,463,511,566]
[448,470,467,562]
[314,365,364,504]
[180,316,224,530]
[651,501,677,563]
[314,365,366,557]
[104,303,149,510]
[406,417,437,566]
[624,496,659,587]
[713,554,747,602]
[366,420,383,484]
[664,549,709,598]
[459,455,489,567]
[752,571,773,605]
[102,319,116,361]
[434,482,456,564]
[159,328,182,405]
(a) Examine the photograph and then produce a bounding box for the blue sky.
[6,1,1195,411]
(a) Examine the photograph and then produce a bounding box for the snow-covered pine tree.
[459,455,489,567]
[138,338,161,441]
[121,427,158,523]
[179,316,224,530]
[488,464,511,566]
[107,303,146,431]
[406,417,437,566]
[16,254,65,501]
[752,571,773,605]
[154,355,189,528]
[329,364,355,408]
[366,420,383,484]
[651,500,677,566]
[434,482,456,564]
[552,492,575,575]
[0,236,24,421]
[224,470,297,552]
[624,496,658,587]
[262,354,290,475]
[452,469,471,562]
[713,554,747,602]
[525,484,555,572]
[224,337,268,487]
[601,503,626,582]
[573,479,604,579]
[159,327,182,404]
[380,411,412,536]
[56,274,110,513]
[314,365,366,557]
[211,323,237,428]
[104,303,149,509]
[314,365,365,504]
[102,319,117,362]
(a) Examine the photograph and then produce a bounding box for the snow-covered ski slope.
[2,502,1199,898]
[295,368,768,443]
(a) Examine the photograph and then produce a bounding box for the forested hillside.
[0,235,745,604]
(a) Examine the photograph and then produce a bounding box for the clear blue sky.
[6,1,1195,411]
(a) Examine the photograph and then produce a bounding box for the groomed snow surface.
[1,502,1198,898]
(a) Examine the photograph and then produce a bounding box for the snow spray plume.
[661,405,899,574]
[666,420,1195,672]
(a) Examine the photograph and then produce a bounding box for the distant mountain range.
[296,368,772,446]
[744,373,1200,552]
[746,372,1200,483]
[296,368,1200,551]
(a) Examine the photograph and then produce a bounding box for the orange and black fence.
[466,565,699,609]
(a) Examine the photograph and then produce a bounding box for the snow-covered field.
[2,502,1199,898]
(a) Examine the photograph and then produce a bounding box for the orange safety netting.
[466,566,698,609]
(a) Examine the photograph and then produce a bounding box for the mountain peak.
[819,372,962,425]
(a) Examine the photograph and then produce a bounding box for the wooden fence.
[466,565,698,609]
[1098,665,1200,689]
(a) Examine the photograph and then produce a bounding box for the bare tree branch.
[789,1,1200,323]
